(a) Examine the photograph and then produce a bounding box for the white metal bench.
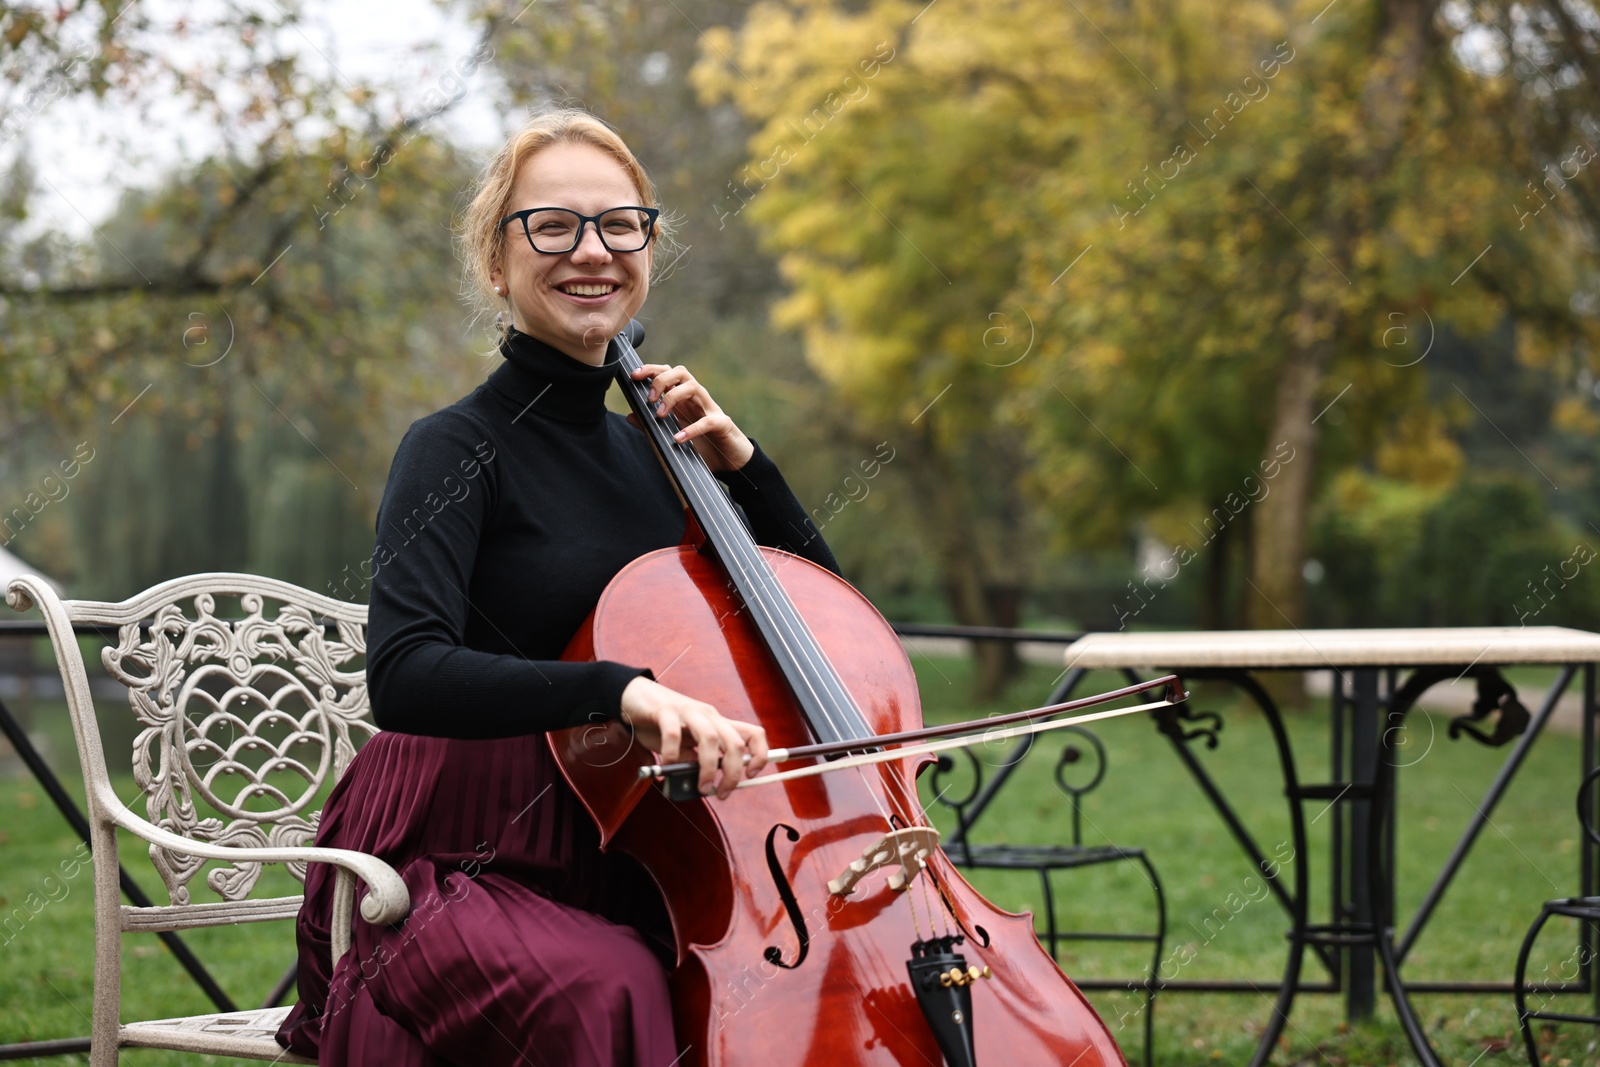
[6,572,410,1065]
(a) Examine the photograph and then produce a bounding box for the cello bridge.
[827,827,941,897]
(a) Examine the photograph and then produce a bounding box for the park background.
[4,0,1600,1064]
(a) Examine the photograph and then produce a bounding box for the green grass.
[0,771,306,1066]
[2,659,1597,1065]
[907,655,1599,1066]
[1,697,337,1067]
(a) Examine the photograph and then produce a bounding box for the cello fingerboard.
[611,329,872,748]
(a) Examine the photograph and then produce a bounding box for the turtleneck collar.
[491,326,618,427]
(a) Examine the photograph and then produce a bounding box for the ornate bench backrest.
[9,572,375,906]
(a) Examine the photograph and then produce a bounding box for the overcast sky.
[21,0,507,239]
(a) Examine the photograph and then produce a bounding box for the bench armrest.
[106,802,410,926]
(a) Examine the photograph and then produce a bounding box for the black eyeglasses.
[499,206,660,255]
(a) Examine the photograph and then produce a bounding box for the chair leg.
[1137,854,1167,1067]
[1516,905,1558,1067]
[90,822,121,1067]
[1037,867,1059,961]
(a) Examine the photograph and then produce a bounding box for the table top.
[1062,626,1600,669]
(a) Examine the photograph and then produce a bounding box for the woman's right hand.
[619,676,768,799]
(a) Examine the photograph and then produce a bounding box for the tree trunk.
[1246,303,1336,630]
[976,584,1024,700]
[1245,0,1431,630]
[901,423,1028,701]
[935,550,1023,701]
[1200,519,1231,630]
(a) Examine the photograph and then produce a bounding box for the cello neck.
[611,328,871,747]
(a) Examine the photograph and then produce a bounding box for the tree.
[1019,0,1595,629]
[463,0,956,643]
[694,0,1095,694]
[699,0,1598,647]
[0,3,510,592]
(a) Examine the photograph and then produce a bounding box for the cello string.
[908,861,928,941]
[637,393,903,827]
[726,531,876,741]
[927,858,953,938]
[688,472,906,820]
[617,337,866,745]
[616,338,1084,990]
[876,765,936,888]
[617,337,868,745]
[659,440,858,742]
[849,762,898,827]
[617,341,848,733]
[625,345,1026,952]
[619,337,915,837]
[915,850,937,935]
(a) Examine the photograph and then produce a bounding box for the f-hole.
[763,823,810,969]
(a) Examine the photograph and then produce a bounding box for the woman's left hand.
[630,363,754,473]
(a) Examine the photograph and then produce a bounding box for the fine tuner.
[940,965,993,988]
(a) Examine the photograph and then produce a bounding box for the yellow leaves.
[1072,337,1126,378]
[1553,396,1600,437]
[1141,506,1199,551]
[771,275,823,331]
[751,194,844,256]
[807,327,917,397]
[1374,411,1463,491]
[688,25,742,104]
[699,0,1595,564]
[1515,322,1562,370]
[692,2,903,123]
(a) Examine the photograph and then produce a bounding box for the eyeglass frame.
[498,206,661,255]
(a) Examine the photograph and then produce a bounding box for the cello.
[550,325,1161,1066]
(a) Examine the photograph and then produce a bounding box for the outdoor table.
[1058,626,1600,1067]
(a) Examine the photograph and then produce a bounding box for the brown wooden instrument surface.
[556,544,1125,1066]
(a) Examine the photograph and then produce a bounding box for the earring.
[494,286,503,295]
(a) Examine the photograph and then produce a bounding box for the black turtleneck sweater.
[365,326,840,739]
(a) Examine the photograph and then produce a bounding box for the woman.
[276,109,839,1067]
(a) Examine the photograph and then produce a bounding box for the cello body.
[554,542,1126,1066]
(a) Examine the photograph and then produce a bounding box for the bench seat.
[121,1006,313,1061]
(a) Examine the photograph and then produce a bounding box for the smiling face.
[491,141,652,364]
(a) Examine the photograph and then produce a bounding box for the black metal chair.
[929,723,1167,1066]
[1514,765,1600,1065]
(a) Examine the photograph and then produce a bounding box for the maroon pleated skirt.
[275,730,678,1067]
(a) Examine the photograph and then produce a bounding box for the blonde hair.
[460,108,676,329]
